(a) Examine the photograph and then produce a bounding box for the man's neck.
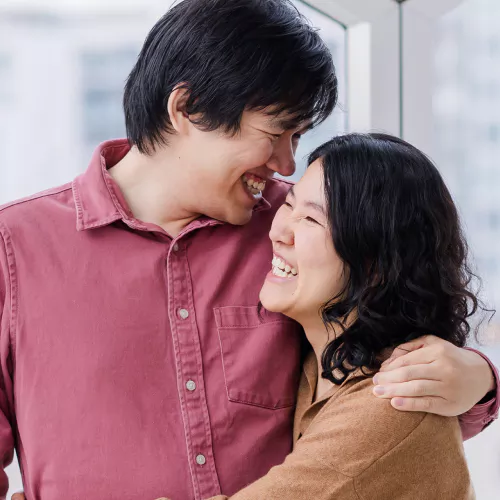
[108,146,199,237]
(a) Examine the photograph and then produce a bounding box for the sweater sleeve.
[201,377,473,500]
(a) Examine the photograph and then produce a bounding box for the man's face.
[174,109,310,225]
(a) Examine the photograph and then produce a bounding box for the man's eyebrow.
[270,118,314,133]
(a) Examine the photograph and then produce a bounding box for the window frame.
[304,0,465,156]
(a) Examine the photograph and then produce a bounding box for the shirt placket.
[167,235,221,500]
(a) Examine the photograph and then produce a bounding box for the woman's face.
[259,158,347,326]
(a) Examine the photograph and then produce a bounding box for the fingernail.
[374,386,385,396]
[373,374,379,385]
[393,398,404,407]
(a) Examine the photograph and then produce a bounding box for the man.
[2,1,498,499]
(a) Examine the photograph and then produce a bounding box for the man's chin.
[203,205,253,226]
[224,209,254,226]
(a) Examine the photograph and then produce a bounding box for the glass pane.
[0,6,157,203]
[0,54,12,170]
[290,0,347,181]
[433,1,500,498]
[81,49,138,144]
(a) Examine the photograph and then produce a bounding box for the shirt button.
[186,380,196,392]
[179,309,189,320]
[196,454,206,466]
[173,243,179,252]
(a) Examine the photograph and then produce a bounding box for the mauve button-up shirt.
[0,139,497,500]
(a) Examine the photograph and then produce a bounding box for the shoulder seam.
[0,184,72,215]
[352,412,430,485]
[352,479,363,500]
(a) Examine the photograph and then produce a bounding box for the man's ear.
[167,84,192,136]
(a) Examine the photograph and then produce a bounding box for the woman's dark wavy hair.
[309,133,485,385]
[124,0,338,154]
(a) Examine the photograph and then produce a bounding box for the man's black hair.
[124,0,338,154]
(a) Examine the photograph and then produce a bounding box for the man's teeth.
[271,255,297,278]
[242,175,266,194]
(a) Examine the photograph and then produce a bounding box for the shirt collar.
[72,139,271,232]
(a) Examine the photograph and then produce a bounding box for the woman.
[163,133,477,499]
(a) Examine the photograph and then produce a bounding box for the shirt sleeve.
[0,224,17,498]
[458,347,500,441]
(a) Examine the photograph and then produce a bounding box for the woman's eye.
[304,216,319,225]
[284,201,293,208]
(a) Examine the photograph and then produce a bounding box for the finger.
[380,347,437,372]
[373,364,442,386]
[373,380,444,399]
[382,335,437,366]
[390,396,445,414]
[11,493,26,500]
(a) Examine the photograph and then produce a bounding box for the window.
[288,1,347,181]
[433,1,500,497]
[433,0,500,333]
[0,54,10,104]
[0,54,12,202]
[81,49,138,145]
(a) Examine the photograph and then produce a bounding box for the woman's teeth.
[242,174,266,195]
[272,255,297,279]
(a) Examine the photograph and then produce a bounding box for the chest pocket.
[214,305,302,410]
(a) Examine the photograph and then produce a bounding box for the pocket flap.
[214,305,291,329]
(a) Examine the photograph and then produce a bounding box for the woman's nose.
[269,208,295,247]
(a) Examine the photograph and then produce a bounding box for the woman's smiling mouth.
[271,254,297,278]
